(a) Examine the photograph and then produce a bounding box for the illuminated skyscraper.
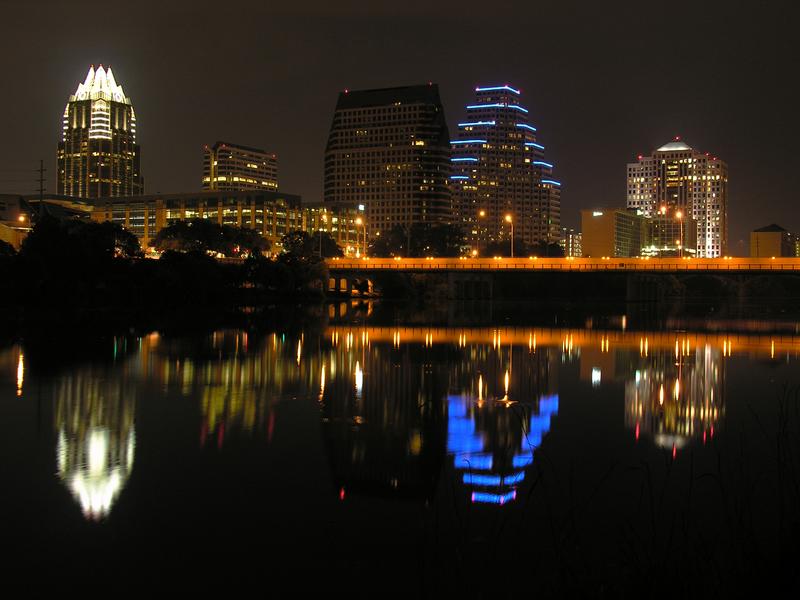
[450,85,561,249]
[324,85,451,236]
[57,65,143,198]
[627,139,728,257]
[203,141,278,191]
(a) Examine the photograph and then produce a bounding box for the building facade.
[642,212,698,257]
[202,142,278,192]
[750,224,795,257]
[90,190,363,254]
[581,208,645,258]
[323,85,451,237]
[57,65,143,198]
[627,139,727,257]
[450,85,561,249]
[559,227,582,257]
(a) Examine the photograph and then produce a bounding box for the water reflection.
[54,370,136,520]
[625,344,724,452]
[6,322,799,521]
[447,394,558,505]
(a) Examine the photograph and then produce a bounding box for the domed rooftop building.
[627,137,728,258]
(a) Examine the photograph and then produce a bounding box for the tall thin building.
[627,138,728,257]
[57,65,143,198]
[203,141,278,191]
[324,85,451,236]
[450,85,561,248]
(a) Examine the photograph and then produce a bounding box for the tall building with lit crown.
[324,85,451,236]
[203,141,278,191]
[627,138,728,257]
[57,65,143,198]
[450,85,561,248]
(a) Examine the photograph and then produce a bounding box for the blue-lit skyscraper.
[450,85,561,249]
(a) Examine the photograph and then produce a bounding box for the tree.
[481,238,565,258]
[20,216,142,262]
[280,230,343,259]
[0,240,17,258]
[151,218,269,257]
[369,223,467,258]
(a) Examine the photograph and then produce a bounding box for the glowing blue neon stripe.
[463,473,502,486]
[542,179,562,186]
[450,176,470,180]
[458,120,496,127]
[516,123,537,132]
[533,161,553,168]
[467,103,505,110]
[451,157,478,162]
[503,471,526,485]
[525,142,545,150]
[508,105,529,113]
[471,490,517,505]
[476,85,521,94]
[455,453,493,470]
[451,139,487,144]
[513,454,533,468]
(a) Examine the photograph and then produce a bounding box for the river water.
[2,303,799,594]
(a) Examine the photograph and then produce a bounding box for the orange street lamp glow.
[504,214,514,258]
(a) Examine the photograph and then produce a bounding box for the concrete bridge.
[325,257,800,300]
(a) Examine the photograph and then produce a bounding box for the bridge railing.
[326,257,800,272]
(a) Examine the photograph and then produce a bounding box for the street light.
[675,210,684,258]
[505,214,514,258]
[475,209,487,257]
[355,216,365,257]
[319,213,328,257]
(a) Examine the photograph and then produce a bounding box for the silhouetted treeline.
[0,217,329,314]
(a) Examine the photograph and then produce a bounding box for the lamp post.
[355,217,365,257]
[676,210,684,258]
[319,213,327,257]
[505,214,514,258]
[476,209,486,257]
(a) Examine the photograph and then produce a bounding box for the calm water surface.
[2,306,800,594]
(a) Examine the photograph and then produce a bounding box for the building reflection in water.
[623,342,724,454]
[319,336,448,500]
[54,368,136,520]
[320,328,559,505]
[26,323,795,518]
[447,393,559,505]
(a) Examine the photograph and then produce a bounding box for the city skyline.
[0,2,796,252]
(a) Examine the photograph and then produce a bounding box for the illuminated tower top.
[70,65,131,105]
[58,64,143,198]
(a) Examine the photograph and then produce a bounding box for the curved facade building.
[450,85,561,248]
[323,85,451,236]
[57,65,144,198]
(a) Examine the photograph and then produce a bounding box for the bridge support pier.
[448,273,493,300]
[626,273,664,303]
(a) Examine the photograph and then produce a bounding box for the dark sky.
[1,0,797,251]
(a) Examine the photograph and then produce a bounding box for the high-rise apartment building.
[202,142,278,192]
[627,138,727,257]
[450,85,561,248]
[323,85,451,236]
[57,65,143,198]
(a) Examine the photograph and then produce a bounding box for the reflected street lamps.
[505,214,514,258]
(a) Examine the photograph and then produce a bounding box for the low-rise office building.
[581,208,645,258]
[750,224,795,257]
[22,191,365,256]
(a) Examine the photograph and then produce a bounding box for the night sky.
[1,0,797,252]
